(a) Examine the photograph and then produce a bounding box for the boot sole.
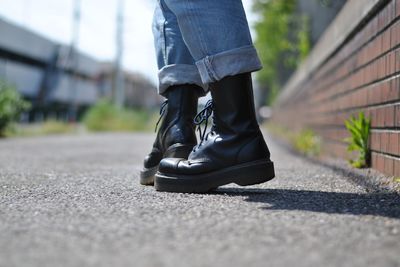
[139,144,194,186]
[154,159,275,193]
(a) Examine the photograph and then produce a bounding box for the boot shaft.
[210,73,259,135]
[163,85,200,123]
[157,85,201,150]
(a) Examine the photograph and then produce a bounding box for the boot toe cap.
[158,158,216,175]
[158,158,184,174]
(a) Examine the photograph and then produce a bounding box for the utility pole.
[22,0,31,27]
[114,0,125,108]
[68,0,81,122]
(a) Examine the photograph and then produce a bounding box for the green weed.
[266,123,321,157]
[0,81,30,136]
[293,129,321,157]
[344,112,371,168]
[83,99,156,132]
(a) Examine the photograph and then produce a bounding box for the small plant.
[265,123,321,157]
[0,81,30,136]
[83,99,156,132]
[344,112,371,168]
[5,120,78,137]
[293,129,321,157]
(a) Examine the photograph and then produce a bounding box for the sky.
[0,0,256,84]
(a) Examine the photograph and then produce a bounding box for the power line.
[68,0,81,122]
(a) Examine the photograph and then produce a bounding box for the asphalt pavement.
[0,132,399,267]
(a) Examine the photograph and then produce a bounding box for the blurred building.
[97,63,160,109]
[0,17,159,122]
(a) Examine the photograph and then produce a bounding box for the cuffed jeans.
[153,0,262,95]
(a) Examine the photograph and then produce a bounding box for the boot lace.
[154,100,168,132]
[193,100,215,151]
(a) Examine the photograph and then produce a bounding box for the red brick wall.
[273,0,400,177]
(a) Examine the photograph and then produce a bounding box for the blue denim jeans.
[153,0,262,95]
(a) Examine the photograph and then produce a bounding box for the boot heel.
[164,144,194,159]
[234,161,275,186]
[140,165,158,185]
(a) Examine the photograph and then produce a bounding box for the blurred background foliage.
[253,0,310,105]
[0,81,30,136]
[83,99,157,132]
[0,80,157,137]
[253,0,346,105]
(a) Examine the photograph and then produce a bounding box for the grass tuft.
[266,123,321,157]
[5,120,78,137]
[344,112,371,168]
[82,99,157,132]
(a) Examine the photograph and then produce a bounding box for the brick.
[390,50,397,75]
[389,132,399,155]
[381,81,391,102]
[397,0,400,17]
[390,0,397,22]
[367,86,373,105]
[376,107,384,126]
[372,153,378,169]
[376,153,385,173]
[382,132,390,152]
[370,109,377,127]
[390,21,400,48]
[372,152,378,169]
[394,158,400,176]
[382,29,391,53]
[384,54,389,78]
[388,78,400,102]
[396,105,400,127]
[384,156,395,175]
[373,59,379,81]
[374,83,382,103]
[361,88,368,106]
[384,3,391,27]
[370,132,380,151]
[376,131,382,151]
[385,106,395,127]
[378,9,383,30]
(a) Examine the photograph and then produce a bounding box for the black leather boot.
[155,73,275,193]
[140,85,200,185]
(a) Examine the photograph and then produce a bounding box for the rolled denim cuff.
[158,64,208,96]
[195,45,262,84]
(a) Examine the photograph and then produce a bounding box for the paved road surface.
[0,133,399,267]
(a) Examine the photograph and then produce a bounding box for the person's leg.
[154,1,275,192]
[152,0,205,95]
[161,0,262,85]
[140,1,203,185]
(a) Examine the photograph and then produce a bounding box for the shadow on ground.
[215,188,400,219]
